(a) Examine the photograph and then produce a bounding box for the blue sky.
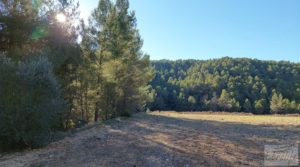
[78,0,300,62]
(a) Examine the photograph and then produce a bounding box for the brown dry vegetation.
[151,111,300,126]
[1,111,300,167]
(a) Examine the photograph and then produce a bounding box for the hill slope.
[150,57,300,114]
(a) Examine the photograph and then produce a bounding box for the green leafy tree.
[0,55,65,151]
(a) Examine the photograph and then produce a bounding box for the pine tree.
[0,0,81,121]
[188,96,196,111]
[219,89,231,111]
[254,99,267,114]
[0,0,41,57]
[270,90,284,114]
[84,0,153,120]
[219,89,240,111]
[243,98,252,112]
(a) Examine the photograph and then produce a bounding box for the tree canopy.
[0,0,153,151]
[149,58,300,114]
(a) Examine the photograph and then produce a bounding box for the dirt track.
[1,112,300,167]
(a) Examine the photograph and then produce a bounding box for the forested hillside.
[149,58,300,114]
[1,0,299,154]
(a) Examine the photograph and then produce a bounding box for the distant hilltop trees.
[149,57,300,114]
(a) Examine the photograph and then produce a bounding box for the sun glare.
[56,13,66,23]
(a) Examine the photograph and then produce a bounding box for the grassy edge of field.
[1,111,299,157]
[150,111,300,126]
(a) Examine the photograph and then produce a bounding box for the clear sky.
[78,0,300,62]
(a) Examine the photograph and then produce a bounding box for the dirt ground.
[1,112,300,167]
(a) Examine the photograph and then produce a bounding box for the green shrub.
[0,55,66,151]
[62,119,76,129]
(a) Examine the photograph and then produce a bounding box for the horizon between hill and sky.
[78,0,300,62]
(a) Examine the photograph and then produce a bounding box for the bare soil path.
[1,112,300,167]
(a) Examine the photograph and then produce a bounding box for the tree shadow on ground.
[3,113,300,167]
[101,113,300,167]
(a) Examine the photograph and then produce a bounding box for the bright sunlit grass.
[151,111,300,126]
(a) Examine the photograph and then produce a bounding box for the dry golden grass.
[151,111,300,126]
[2,111,300,167]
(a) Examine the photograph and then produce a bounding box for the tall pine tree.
[81,0,153,121]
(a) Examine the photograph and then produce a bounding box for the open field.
[151,111,300,126]
[1,111,300,167]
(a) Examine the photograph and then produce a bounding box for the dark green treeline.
[149,57,300,114]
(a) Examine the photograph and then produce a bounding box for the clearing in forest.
[1,111,300,167]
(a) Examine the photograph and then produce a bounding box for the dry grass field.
[1,111,300,167]
[151,111,300,126]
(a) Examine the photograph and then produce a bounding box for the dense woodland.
[0,0,300,152]
[150,58,300,114]
[0,0,152,151]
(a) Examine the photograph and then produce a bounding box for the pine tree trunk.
[94,103,99,122]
